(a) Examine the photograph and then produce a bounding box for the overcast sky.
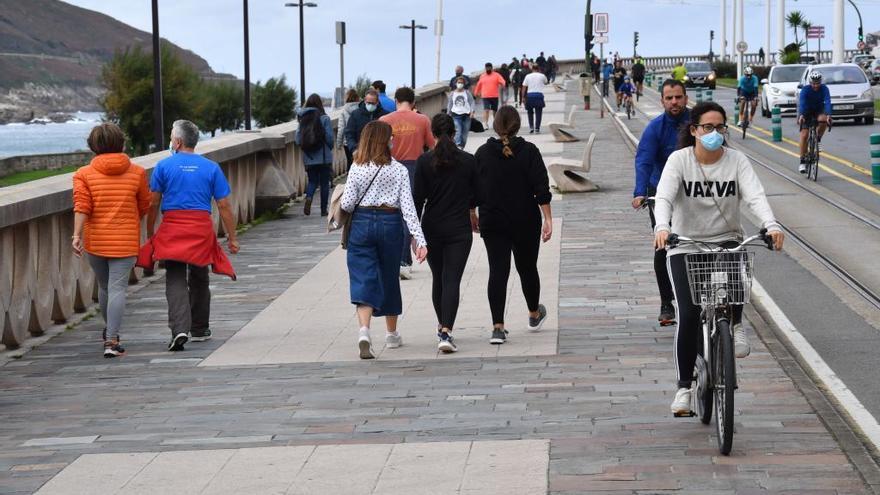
[64,0,880,96]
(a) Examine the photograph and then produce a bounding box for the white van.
[797,63,875,125]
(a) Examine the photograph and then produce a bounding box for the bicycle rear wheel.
[713,319,736,455]
[627,101,632,119]
[741,117,748,140]
[808,128,819,181]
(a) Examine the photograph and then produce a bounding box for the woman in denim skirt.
[341,121,428,359]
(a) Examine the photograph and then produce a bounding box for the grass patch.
[0,165,80,187]
[875,99,879,117]
[715,78,737,89]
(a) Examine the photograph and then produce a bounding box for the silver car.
[760,64,807,117]
[797,63,875,125]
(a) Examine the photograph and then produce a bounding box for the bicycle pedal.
[660,319,676,327]
[673,410,696,418]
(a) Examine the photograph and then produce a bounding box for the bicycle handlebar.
[667,228,773,252]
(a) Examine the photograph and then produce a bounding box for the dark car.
[682,61,716,89]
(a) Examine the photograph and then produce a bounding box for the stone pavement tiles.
[0,80,871,494]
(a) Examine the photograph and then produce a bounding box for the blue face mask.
[365,103,377,112]
[168,141,176,155]
[699,130,724,151]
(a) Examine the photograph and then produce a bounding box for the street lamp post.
[284,2,317,105]
[243,0,252,130]
[151,0,164,151]
[400,20,427,87]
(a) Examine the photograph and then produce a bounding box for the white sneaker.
[736,120,743,127]
[385,331,403,349]
[733,323,750,358]
[670,387,692,415]
[358,327,374,359]
[798,163,807,174]
[399,266,412,280]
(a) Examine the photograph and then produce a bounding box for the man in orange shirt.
[473,62,507,125]
[379,86,435,279]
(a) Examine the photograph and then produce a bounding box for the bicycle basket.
[684,251,755,305]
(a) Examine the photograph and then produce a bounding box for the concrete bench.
[548,105,579,143]
[548,132,598,193]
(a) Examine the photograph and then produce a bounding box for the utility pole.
[833,0,844,63]
[151,0,164,151]
[284,2,318,105]
[777,0,785,63]
[243,0,252,130]
[765,0,771,65]
[584,0,592,110]
[736,0,744,76]
[720,0,727,61]
[399,20,427,88]
[434,0,443,83]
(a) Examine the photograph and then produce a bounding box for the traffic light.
[586,14,594,54]
[858,26,864,41]
[710,29,715,40]
[634,31,639,48]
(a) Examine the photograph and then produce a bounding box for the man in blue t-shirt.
[146,119,239,351]
[797,70,832,173]
[737,66,760,126]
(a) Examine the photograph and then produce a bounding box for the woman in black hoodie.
[474,105,553,345]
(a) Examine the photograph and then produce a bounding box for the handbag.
[470,119,485,133]
[328,166,383,249]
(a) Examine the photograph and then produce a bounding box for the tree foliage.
[786,11,805,45]
[253,76,297,128]
[350,73,372,99]
[197,81,244,137]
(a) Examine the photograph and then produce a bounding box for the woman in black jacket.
[413,114,479,353]
[474,105,552,345]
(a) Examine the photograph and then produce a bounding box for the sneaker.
[168,332,188,352]
[303,197,312,216]
[399,266,412,280]
[798,163,807,174]
[103,340,125,358]
[438,332,458,353]
[535,128,540,134]
[529,128,534,134]
[190,329,212,342]
[733,323,750,358]
[658,302,676,326]
[489,328,508,345]
[320,209,328,217]
[736,120,743,127]
[527,304,547,332]
[358,328,375,359]
[385,331,403,349]
[670,387,692,415]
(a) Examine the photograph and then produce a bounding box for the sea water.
[0,112,103,159]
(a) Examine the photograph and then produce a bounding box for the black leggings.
[668,253,743,388]
[426,232,473,329]
[483,230,541,325]
[648,202,674,304]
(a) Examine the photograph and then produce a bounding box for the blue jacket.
[798,84,832,116]
[294,107,334,166]
[602,64,613,80]
[378,92,396,112]
[633,109,691,197]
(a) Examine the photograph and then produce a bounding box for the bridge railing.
[0,81,449,349]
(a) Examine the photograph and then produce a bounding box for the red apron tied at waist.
[137,210,236,280]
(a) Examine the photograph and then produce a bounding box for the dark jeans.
[306,163,332,212]
[647,198,674,304]
[525,93,545,131]
[426,232,473,329]
[343,147,353,172]
[399,160,417,267]
[512,84,522,104]
[165,260,210,337]
[347,209,404,316]
[483,229,541,325]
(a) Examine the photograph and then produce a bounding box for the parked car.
[682,61,716,89]
[865,59,880,85]
[797,63,874,125]
[849,54,875,68]
[761,64,808,117]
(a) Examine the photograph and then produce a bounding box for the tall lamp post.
[243,0,252,130]
[400,20,427,87]
[284,1,317,105]
[151,0,164,151]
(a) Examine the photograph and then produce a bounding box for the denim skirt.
[347,208,404,316]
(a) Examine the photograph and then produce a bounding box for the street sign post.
[593,35,608,44]
[594,13,608,34]
[736,41,748,53]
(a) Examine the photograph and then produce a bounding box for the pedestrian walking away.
[379,87,436,279]
[372,80,396,112]
[474,106,552,345]
[511,63,528,107]
[602,60,613,97]
[631,57,646,96]
[344,89,388,159]
[522,63,548,134]
[413,113,480,353]
[632,79,691,326]
[498,63,511,105]
[342,121,428,359]
[138,120,239,352]
[473,62,507,126]
[547,55,558,82]
[447,76,475,148]
[338,88,361,169]
[535,51,546,72]
[652,101,784,415]
[72,123,151,358]
[295,93,335,217]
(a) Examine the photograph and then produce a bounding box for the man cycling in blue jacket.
[632,79,691,326]
[737,66,759,127]
[797,71,832,174]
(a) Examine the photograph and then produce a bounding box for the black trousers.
[426,231,473,329]
[668,254,743,388]
[647,199,675,304]
[483,229,541,325]
[165,261,211,337]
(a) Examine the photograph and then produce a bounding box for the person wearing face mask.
[473,62,507,126]
[447,76,475,148]
[344,89,388,159]
[652,101,784,416]
[448,65,471,90]
[632,79,690,328]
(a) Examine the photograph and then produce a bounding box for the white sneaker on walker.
[358,327,374,359]
[385,331,402,349]
[670,387,692,415]
[733,323,750,358]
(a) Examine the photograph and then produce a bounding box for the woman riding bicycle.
[652,101,785,415]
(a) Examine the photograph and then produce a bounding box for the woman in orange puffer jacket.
[72,123,150,358]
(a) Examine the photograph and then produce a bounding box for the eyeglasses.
[693,123,729,133]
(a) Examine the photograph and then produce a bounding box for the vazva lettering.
[681,180,737,198]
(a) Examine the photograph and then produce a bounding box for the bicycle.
[738,95,757,140]
[802,117,830,182]
[667,230,773,455]
[624,95,634,120]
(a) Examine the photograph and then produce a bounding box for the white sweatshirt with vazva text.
[654,147,780,256]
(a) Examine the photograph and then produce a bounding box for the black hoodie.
[474,136,551,234]
[344,100,389,152]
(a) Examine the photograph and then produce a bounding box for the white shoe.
[798,163,807,174]
[385,331,402,349]
[358,328,375,359]
[399,266,412,280]
[670,387,692,415]
[736,120,743,127]
[733,323,750,358]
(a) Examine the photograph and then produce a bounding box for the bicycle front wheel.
[714,319,736,455]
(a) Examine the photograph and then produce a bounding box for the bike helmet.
[744,66,753,75]
[624,76,631,81]
[808,71,823,83]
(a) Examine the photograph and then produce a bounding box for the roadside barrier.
[871,133,880,185]
[772,107,782,142]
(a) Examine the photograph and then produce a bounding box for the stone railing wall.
[0,151,94,179]
[0,81,450,349]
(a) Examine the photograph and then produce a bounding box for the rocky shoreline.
[0,83,103,125]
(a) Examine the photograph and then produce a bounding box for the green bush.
[712,61,737,78]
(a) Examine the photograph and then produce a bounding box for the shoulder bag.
[328,165,383,249]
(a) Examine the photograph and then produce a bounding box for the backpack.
[299,111,325,152]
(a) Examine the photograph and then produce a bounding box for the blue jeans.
[399,160,417,267]
[306,163,332,212]
[452,113,471,148]
[347,209,404,316]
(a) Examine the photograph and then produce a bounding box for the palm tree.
[801,20,812,57]
[786,11,805,45]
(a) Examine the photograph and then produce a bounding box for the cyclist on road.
[671,61,687,83]
[631,57,646,96]
[618,76,637,112]
[736,66,759,127]
[797,71,832,174]
[652,101,784,415]
[632,79,691,327]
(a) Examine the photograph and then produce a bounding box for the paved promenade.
[0,80,874,494]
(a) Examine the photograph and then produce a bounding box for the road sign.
[594,13,609,34]
[593,35,609,44]
[858,41,867,50]
[807,25,825,39]
[736,41,748,53]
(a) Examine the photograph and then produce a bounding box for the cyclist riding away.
[619,76,637,111]
[797,71,832,174]
[652,101,784,415]
[631,57,646,96]
[736,67,759,127]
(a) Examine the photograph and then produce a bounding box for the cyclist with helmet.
[736,67,759,127]
[619,76,637,111]
[797,71,832,174]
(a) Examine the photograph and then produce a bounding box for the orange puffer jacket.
[73,153,151,258]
